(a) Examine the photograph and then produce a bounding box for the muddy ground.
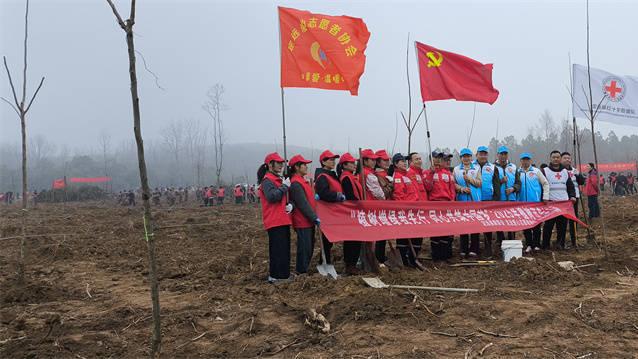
[1,196,637,358]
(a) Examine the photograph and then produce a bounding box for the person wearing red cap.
[424,151,456,261]
[373,149,394,263]
[337,152,363,274]
[360,149,384,200]
[314,150,346,265]
[389,153,421,266]
[406,152,428,263]
[287,154,320,274]
[257,152,293,283]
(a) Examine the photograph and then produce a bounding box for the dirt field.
[1,196,637,358]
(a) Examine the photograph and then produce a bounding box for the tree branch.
[24,76,44,114]
[411,106,425,131]
[135,50,165,91]
[130,0,136,23]
[3,56,20,109]
[1,97,20,116]
[400,111,409,129]
[105,0,126,30]
[21,0,30,107]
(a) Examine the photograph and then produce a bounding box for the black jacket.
[340,173,358,200]
[314,168,341,202]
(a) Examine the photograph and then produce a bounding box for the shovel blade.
[361,277,388,288]
[317,264,338,279]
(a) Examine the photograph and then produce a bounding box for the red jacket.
[258,172,292,230]
[217,188,225,197]
[424,167,456,201]
[407,167,428,201]
[392,168,419,201]
[584,171,599,196]
[290,174,315,229]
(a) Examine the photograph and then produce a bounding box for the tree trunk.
[21,113,27,209]
[125,27,161,357]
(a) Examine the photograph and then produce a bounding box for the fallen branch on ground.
[477,328,518,338]
[430,331,457,337]
[479,342,493,356]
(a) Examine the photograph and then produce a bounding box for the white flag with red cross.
[572,64,638,127]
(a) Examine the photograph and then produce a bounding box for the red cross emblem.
[554,172,562,180]
[603,77,626,102]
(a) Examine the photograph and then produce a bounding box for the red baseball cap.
[339,152,357,164]
[360,148,378,160]
[264,152,285,164]
[289,154,312,167]
[375,149,390,161]
[319,150,340,162]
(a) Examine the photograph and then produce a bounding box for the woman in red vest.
[314,150,346,266]
[337,152,364,274]
[287,154,320,274]
[389,153,420,266]
[257,152,293,283]
[234,185,244,204]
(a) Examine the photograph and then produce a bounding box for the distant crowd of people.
[606,172,636,196]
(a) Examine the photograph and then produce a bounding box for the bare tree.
[184,118,207,186]
[1,0,45,209]
[400,33,424,154]
[1,0,45,285]
[536,110,558,142]
[161,120,184,185]
[202,84,227,186]
[105,0,161,356]
[98,131,112,192]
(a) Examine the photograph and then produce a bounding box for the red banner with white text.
[316,200,584,243]
[578,162,636,173]
[69,177,111,183]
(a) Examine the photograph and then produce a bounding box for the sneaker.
[525,246,532,253]
[534,247,541,251]
[267,276,292,284]
[459,252,467,259]
[468,252,478,258]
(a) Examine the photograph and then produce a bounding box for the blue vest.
[473,160,495,201]
[517,167,542,202]
[453,163,482,202]
[496,161,517,201]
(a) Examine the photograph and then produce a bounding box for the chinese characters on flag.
[415,41,499,104]
[279,6,370,95]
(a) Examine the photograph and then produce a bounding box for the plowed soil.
[1,196,637,358]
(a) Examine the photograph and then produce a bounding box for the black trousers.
[268,225,291,279]
[397,238,423,266]
[343,241,361,266]
[375,240,387,263]
[496,231,515,242]
[295,227,315,274]
[523,224,542,248]
[542,216,567,249]
[587,195,600,218]
[566,199,579,246]
[460,233,480,254]
[321,233,333,264]
[431,236,452,260]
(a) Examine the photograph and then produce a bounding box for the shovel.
[407,239,426,271]
[317,231,338,279]
[361,277,478,293]
[384,240,404,270]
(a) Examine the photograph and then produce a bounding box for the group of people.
[607,172,637,196]
[257,146,604,283]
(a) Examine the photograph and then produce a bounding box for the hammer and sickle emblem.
[426,51,443,68]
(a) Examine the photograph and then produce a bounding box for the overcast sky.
[1,0,637,155]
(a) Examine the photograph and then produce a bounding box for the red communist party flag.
[279,6,370,95]
[415,42,499,104]
[52,178,66,189]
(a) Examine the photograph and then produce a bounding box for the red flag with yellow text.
[279,6,370,95]
[416,42,499,104]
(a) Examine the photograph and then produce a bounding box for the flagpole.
[280,87,288,165]
[585,0,608,257]
[277,11,288,171]
[413,41,433,166]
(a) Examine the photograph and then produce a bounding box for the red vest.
[363,167,376,200]
[408,167,428,201]
[316,172,343,193]
[234,187,243,197]
[217,188,225,197]
[392,168,419,201]
[339,171,363,200]
[290,174,315,229]
[258,172,292,230]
